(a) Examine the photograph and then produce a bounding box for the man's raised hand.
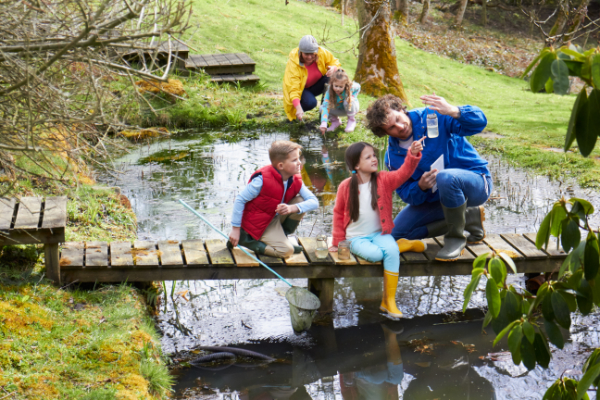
[420,94,460,118]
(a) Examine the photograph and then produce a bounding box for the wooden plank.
[185,55,208,68]
[41,196,67,229]
[86,241,109,268]
[132,241,159,266]
[523,233,566,257]
[356,256,382,265]
[211,74,260,83]
[0,198,15,230]
[298,237,334,264]
[14,197,42,229]
[110,241,133,267]
[285,237,310,265]
[483,234,524,259]
[326,237,358,265]
[236,53,256,65]
[225,53,244,65]
[60,242,84,269]
[421,238,443,261]
[181,240,209,266]
[0,228,64,246]
[501,233,548,259]
[45,243,60,284]
[231,246,259,267]
[204,239,234,265]
[258,254,284,265]
[157,240,184,266]
[401,249,428,263]
[466,241,494,258]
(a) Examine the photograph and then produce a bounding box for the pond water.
[99,129,600,400]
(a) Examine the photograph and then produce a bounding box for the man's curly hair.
[365,94,408,137]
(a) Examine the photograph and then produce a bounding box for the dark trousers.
[300,75,329,112]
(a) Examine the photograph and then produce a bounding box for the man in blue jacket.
[365,94,492,261]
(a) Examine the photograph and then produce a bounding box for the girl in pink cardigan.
[329,140,423,318]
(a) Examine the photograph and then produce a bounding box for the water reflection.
[98,130,600,399]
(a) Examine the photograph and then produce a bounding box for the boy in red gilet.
[228,141,319,258]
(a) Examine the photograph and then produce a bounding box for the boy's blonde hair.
[269,141,302,165]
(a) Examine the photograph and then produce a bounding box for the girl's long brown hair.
[327,69,352,114]
[345,142,379,222]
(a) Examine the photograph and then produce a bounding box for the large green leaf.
[489,257,506,286]
[560,289,578,312]
[523,320,535,344]
[577,363,600,400]
[545,78,555,94]
[493,319,519,346]
[508,325,523,365]
[559,46,585,60]
[592,54,600,89]
[544,318,565,349]
[561,218,581,253]
[530,282,549,317]
[542,291,555,321]
[582,349,600,383]
[577,277,593,315]
[463,268,485,312]
[531,52,557,93]
[570,241,587,274]
[566,87,589,152]
[552,290,571,329]
[534,333,551,368]
[552,59,570,95]
[564,60,584,76]
[486,278,501,318]
[584,232,600,281]
[575,89,600,157]
[482,310,493,330]
[520,334,537,370]
[536,212,552,249]
[505,290,522,322]
[521,47,553,79]
[550,204,567,237]
[569,198,595,215]
[499,252,517,275]
[473,252,489,271]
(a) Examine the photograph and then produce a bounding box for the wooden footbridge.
[57,234,566,313]
[1,197,567,313]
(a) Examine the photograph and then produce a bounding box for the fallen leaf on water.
[415,362,431,368]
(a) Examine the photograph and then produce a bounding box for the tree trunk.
[419,0,430,23]
[455,0,469,26]
[481,0,487,26]
[355,0,408,101]
[548,0,567,38]
[393,0,410,25]
[563,0,590,42]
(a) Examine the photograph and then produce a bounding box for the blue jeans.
[391,169,493,240]
[300,75,329,112]
[349,232,400,273]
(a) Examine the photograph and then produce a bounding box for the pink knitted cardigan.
[331,150,421,246]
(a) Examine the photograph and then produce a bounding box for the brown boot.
[380,270,403,318]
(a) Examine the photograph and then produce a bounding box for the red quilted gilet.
[241,165,303,240]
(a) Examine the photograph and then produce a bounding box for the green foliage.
[544,378,589,400]
[524,45,600,157]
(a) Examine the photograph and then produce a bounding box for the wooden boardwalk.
[1,196,67,283]
[58,233,565,312]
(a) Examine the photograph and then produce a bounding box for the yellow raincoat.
[283,47,341,121]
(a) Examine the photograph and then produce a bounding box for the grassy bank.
[0,158,171,399]
[134,0,600,187]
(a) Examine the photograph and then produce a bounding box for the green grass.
[0,246,171,399]
[152,0,599,187]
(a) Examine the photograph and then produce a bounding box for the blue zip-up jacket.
[385,105,490,206]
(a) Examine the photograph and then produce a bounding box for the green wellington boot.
[465,206,485,244]
[228,229,267,255]
[435,201,468,261]
[425,219,448,238]
[281,217,304,254]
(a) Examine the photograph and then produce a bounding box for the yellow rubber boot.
[397,238,427,253]
[380,270,403,318]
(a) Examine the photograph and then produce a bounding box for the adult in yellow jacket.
[283,35,342,121]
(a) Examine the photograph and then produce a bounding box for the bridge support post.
[308,278,334,314]
[45,243,61,285]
